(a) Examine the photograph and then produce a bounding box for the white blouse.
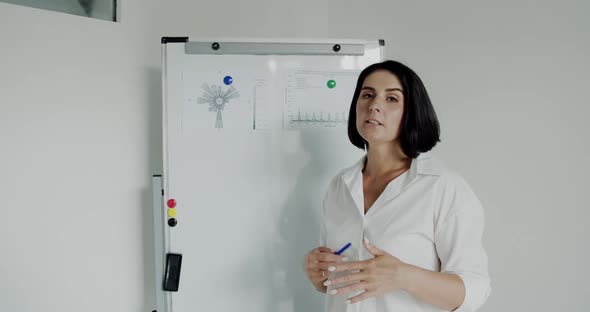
[321,152,491,312]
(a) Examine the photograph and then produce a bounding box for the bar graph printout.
[284,69,360,129]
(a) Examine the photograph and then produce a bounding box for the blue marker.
[335,242,352,255]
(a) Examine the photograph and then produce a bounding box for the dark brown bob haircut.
[347,60,441,158]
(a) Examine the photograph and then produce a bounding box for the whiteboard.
[154,38,383,312]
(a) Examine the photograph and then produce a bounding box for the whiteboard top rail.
[161,36,385,56]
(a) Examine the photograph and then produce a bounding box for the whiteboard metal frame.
[152,175,169,312]
[153,37,385,312]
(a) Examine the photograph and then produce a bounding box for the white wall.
[0,1,588,311]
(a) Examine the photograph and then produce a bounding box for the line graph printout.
[182,70,272,131]
[284,69,360,129]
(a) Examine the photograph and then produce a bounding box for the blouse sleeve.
[320,176,334,247]
[434,175,492,311]
[320,195,327,247]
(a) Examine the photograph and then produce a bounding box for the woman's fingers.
[315,246,332,253]
[307,247,345,265]
[316,261,345,271]
[317,252,346,263]
[346,289,374,304]
[324,272,368,287]
[306,246,350,291]
[329,281,369,295]
[327,259,371,273]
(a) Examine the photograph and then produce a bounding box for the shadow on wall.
[230,130,341,312]
[278,131,326,312]
[263,129,349,312]
[141,67,163,312]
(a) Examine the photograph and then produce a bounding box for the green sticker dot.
[327,80,336,89]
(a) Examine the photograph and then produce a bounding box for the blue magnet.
[223,76,233,85]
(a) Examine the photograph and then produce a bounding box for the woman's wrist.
[397,261,419,293]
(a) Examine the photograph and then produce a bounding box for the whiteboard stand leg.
[152,175,170,312]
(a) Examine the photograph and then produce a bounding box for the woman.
[304,60,491,311]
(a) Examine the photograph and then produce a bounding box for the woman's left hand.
[323,238,409,304]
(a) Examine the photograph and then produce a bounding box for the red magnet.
[167,199,177,208]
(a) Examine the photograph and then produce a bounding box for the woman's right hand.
[304,246,347,293]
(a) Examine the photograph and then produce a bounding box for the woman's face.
[355,70,405,147]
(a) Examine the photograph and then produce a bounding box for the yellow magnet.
[168,208,177,218]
